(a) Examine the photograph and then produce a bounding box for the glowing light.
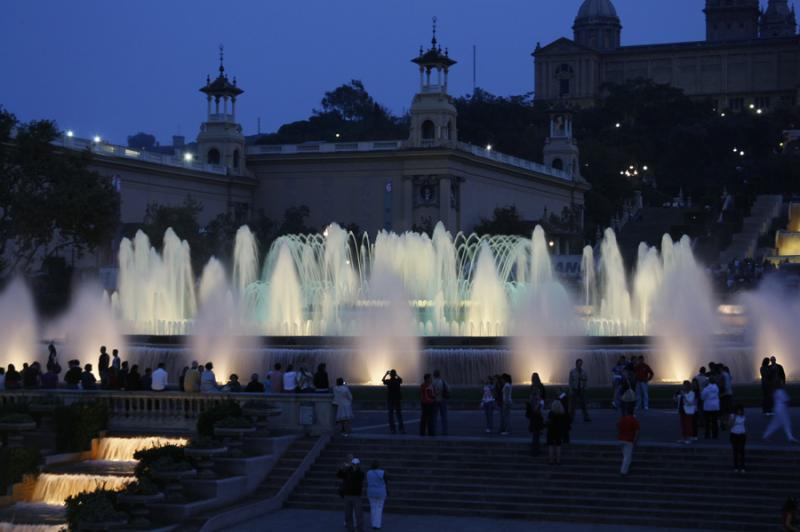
[615,123,621,128]
[66,130,74,138]
[732,147,738,153]
[749,103,755,109]
[548,240,555,247]
[721,112,726,117]
[739,150,745,156]
[183,152,194,162]
[93,135,102,143]
[756,109,763,115]
[486,144,493,151]
[335,133,341,139]
[643,165,649,171]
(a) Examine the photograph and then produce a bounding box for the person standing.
[127,365,141,391]
[0,368,5,390]
[382,370,405,435]
[419,374,435,436]
[633,356,654,412]
[98,346,110,388]
[611,356,626,409]
[314,363,330,391]
[617,405,640,476]
[151,363,168,391]
[760,357,774,415]
[530,372,546,403]
[701,378,720,439]
[676,380,696,444]
[546,400,570,465]
[500,373,513,435]
[729,404,747,473]
[5,364,21,390]
[480,376,495,434]
[333,378,354,436]
[267,363,284,393]
[432,370,449,436]
[111,349,121,371]
[719,366,734,430]
[763,386,798,443]
[245,373,265,393]
[337,458,365,532]
[46,344,60,375]
[771,356,786,388]
[568,359,591,422]
[525,397,545,456]
[366,460,387,530]
[184,361,200,393]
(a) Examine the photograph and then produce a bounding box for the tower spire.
[432,16,438,47]
[219,44,225,75]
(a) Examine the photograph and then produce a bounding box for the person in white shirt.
[701,380,720,439]
[763,387,798,443]
[200,362,218,392]
[676,380,697,444]
[729,404,747,473]
[151,363,168,391]
[283,364,297,392]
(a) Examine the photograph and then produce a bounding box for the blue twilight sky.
[2,0,715,145]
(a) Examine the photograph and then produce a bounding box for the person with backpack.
[432,370,449,436]
[499,373,513,435]
[420,374,436,436]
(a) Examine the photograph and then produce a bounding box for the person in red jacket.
[419,373,435,436]
[633,356,654,412]
[617,405,640,476]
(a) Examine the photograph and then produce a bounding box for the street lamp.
[486,144,493,151]
[615,123,621,128]
[93,135,102,143]
[183,152,194,162]
[66,130,74,138]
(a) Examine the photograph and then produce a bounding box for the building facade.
[534,0,800,111]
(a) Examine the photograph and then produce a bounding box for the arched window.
[422,120,435,140]
[207,148,221,165]
[233,149,240,169]
[552,158,564,170]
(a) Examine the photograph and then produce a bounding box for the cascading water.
[94,436,188,461]
[30,474,133,505]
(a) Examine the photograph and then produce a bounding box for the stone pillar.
[403,177,414,231]
[439,176,452,229]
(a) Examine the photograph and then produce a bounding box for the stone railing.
[0,390,335,435]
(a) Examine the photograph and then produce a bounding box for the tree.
[127,132,157,150]
[141,197,210,271]
[276,205,316,236]
[473,206,531,236]
[0,108,120,274]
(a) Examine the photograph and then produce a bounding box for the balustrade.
[0,390,335,435]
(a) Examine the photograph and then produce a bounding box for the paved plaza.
[238,508,697,532]
[348,405,800,450]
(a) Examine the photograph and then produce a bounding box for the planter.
[117,492,164,527]
[213,426,256,451]
[77,519,128,531]
[243,407,281,434]
[0,421,36,447]
[183,446,228,479]
[151,468,196,503]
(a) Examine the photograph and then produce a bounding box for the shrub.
[196,400,242,437]
[122,478,160,496]
[133,445,188,480]
[214,416,253,430]
[0,446,40,493]
[187,436,225,450]
[0,413,35,424]
[54,401,109,452]
[65,489,127,530]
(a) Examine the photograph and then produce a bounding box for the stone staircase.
[286,436,795,531]
[719,194,783,264]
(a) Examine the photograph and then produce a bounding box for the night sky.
[2,0,711,145]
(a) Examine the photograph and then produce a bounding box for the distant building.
[534,0,800,110]
[56,24,589,271]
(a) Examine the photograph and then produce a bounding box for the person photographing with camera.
[382,369,405,435]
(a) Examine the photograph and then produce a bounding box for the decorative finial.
[432,16,438,47]
[206,74,210,85]
[218,44,225,74]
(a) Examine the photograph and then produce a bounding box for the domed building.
[534,0,799,110]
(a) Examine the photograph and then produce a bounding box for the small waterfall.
[31,474,133,505]
[95,436,188,461]
[0,523,64,532]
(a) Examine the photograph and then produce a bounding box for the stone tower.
[407,18,458,149]
[704,0,760,42]
[573,0,622,51]
[543,105,581,179]
[196,46,246,175]
[760,0,797,38]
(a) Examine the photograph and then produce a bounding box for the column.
[439,176,452,229]
[402,177,414,231]
[207,96,212,117]
[231,98,236,121]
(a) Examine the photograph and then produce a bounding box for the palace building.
[58,25,589,272]
[534,0,800,111]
